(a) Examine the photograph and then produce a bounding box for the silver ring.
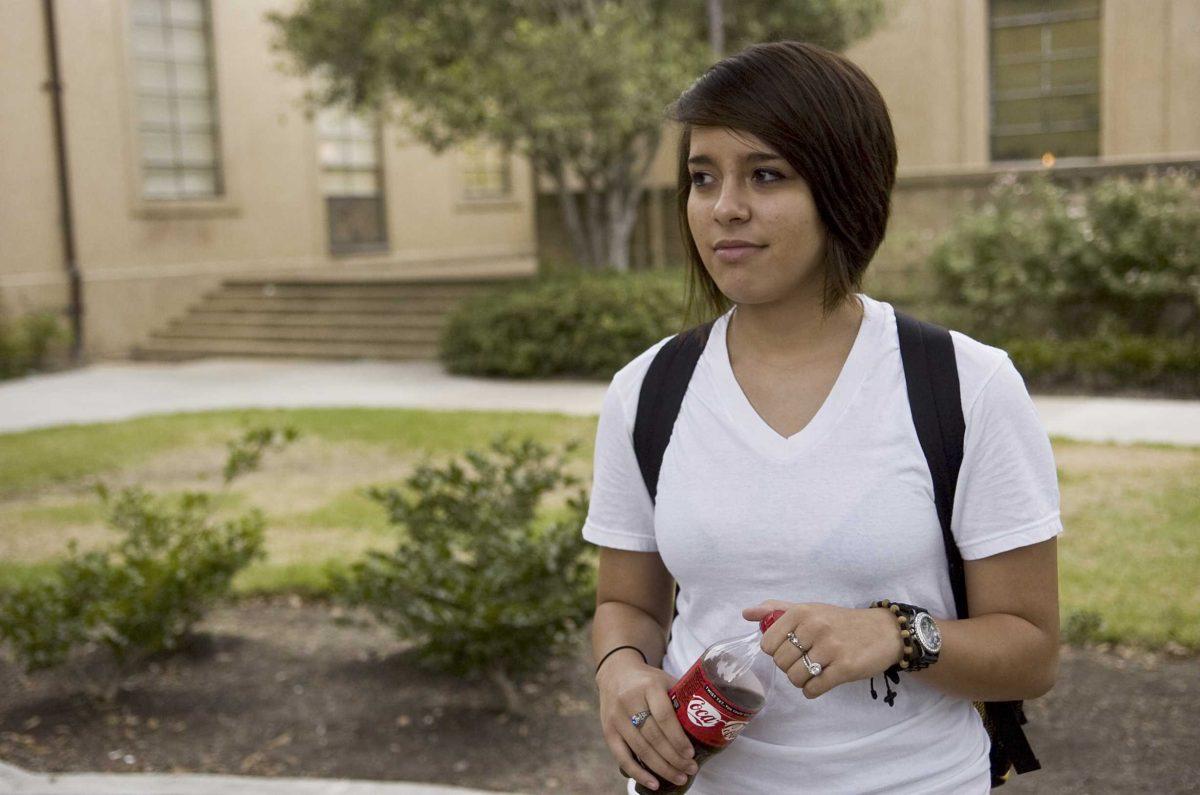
[786,631,809,653]
[802,653,823,677]
[631,709,651,729]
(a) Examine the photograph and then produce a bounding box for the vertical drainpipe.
[42,0,84,362]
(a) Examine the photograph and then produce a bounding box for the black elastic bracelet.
[595,645,647,676]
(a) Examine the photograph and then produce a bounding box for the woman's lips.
[714,245,765,263]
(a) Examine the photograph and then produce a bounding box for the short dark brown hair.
[666,40,898,322]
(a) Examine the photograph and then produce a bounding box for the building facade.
[3,0,1198,358]
[1,0,537,358]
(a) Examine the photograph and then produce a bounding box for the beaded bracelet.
[868,599,910,706]
[594,645,647,677]
[871,599,918,671]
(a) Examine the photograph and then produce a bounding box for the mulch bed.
[1,595,1196,793]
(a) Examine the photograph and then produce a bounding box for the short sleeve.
[951,355,1064,560]
[581,379,658,552]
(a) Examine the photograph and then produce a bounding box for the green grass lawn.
[0,409,1197,652]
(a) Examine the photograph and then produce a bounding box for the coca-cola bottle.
[631,609,785,794]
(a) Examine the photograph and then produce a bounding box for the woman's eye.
[689,169,782,188]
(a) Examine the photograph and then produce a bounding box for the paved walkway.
[0,358,1198,446]
[0,762,520,795]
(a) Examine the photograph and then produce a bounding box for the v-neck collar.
[708,294,881,461]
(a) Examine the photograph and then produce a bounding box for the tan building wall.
[0,0,537,359]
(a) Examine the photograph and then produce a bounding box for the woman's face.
[686,126,828,307]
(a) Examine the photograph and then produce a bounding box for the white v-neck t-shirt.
[583,293,1063,795]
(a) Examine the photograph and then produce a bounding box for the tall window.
[989,0,1101,162]
[460,141,512,201]
[130,0,223,199]
[316,106,387,254]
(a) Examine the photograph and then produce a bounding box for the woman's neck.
[727,293,864,369]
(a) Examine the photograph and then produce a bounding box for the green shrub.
[439,269,690,378]
[1005,335,1200,396]
[0,488,266,674]
[929,169,1200,341]
[331,435,595,712]
[0,425,297,679]
[0,311,68,379]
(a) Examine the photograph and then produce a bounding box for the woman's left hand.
[742,600,905,699]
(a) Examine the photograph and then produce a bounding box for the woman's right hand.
[596,651,699,791]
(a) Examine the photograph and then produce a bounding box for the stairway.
[131,275,528,362]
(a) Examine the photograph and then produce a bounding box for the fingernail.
[685,746,695,758]
[687,763,699,775]
[675,774,689,785]
[646,780,659,790]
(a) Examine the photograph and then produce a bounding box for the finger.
[646,687,696,767]
[761,607,814,653]
[764,620,811,657]
[741,599,791,622]
[605,730,660,792]
[802,663,844,699]
[772,640,804,674]
[785,657,814,690]
[621,718,691,787]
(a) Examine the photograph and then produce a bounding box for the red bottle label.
[667,658,760,749]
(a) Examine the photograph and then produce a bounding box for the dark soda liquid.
[630,682,764,794]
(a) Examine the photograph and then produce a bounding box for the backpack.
[630,308,1041,788]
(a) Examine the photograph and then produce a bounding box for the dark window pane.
[994,97,1044,127]
[1049,55,1098,88]
[1042,93,1100,125]
[994,61,1043,92]
[1049,17,1099,49]
[327,196,386,252]
[993,25,1043,56]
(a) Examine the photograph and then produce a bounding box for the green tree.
[268,0,887,271]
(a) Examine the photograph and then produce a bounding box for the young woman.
[585,41,1061,794]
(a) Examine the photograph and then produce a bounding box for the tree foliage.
[268,0,887,270]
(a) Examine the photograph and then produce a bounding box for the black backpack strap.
[895,310,969,618]
[633,322,714,504]
[895,309,1041,781]
[632,321,714,635]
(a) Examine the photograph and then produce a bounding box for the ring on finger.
[801,652,823,677]
[786,631,809,653]
[630,709,652,729]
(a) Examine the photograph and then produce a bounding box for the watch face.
[915,613,942,654]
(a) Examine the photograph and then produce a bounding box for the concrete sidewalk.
[0,358,1198,446]
[0,761,524,795]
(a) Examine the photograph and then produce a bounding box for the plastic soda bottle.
[631,609,785,794]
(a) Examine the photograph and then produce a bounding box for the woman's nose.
[713,186,750,224]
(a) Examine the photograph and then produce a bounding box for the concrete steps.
[132,274,526,362]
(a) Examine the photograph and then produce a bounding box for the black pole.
[42,0,84,362]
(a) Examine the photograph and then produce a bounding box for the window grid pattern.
[131,0,223,199]
[989,0,1102,161]
[461,142,512,200]
[316,106,387,253]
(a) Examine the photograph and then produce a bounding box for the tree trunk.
[604,132,661,271]
[708,0,725,59]
[583,175,608,269]
[550,158,594,270]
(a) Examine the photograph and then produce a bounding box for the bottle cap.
[759,609,786,633]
